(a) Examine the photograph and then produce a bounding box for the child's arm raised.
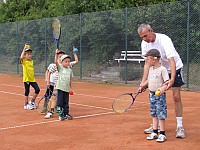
[70,49,79,67]
[20,44,27,62]
[73,51,79,64]
[54,49,59,67]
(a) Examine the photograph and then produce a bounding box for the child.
[44,49,78,119]
[20,44,40,110]
[139,49,169,142]
[55,51,74,121]
[39,69,55,114]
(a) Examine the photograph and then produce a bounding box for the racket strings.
[113,95,133,113]
[52,20,60,39]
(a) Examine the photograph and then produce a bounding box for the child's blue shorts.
[149,92,167,119]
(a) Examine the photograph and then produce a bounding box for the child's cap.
[57,50,66,55]
[145,49,161,58]
[60,54,71,62]
[24,48,32,52]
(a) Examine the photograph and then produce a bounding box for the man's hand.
[163,79,174,90]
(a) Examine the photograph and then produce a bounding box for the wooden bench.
[115,51,145,64]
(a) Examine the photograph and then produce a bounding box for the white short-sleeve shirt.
[141,33,183,73]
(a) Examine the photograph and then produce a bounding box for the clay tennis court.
[0,73,199,150]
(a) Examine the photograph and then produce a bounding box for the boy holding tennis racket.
[44,49,78,119]
[139,49,169,142]
[38,70,55,114]
[20,43,40,110]
[55,51,74,121]
[39,50,66,114]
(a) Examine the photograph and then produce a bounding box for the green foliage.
[0,0,199,89]
[0,0,177,23]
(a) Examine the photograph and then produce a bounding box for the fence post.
[16,21,19,74]
[125,7,128,84]
[44,18,47,70]
[80,13,83,79]
[186,0,190,89]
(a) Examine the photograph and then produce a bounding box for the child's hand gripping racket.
[52,19,61,49]
[37,87,55,114]
[112,86,147,113]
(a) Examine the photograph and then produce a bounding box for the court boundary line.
[0,83,150,105]
[0,85,150,131]
[0,90,113,111]
[0,111,114,131]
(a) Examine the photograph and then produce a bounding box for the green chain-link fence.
[0,0,199,90]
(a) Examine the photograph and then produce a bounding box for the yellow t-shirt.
[21,59,36,82]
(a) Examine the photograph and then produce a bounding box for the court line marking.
[0,85,149,131]
[0,83,149,105]
[0,89,147,132]
[0,90,113,111]
[75,93,149,105]
[0,111,114,131]
[0,105,148,132]
[0,83,23,88]
[70,102,113,111]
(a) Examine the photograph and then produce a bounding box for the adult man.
[138,23,185,138]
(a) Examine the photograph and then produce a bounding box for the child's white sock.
[176,117,183,127]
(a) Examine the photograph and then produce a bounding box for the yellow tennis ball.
[155,90,161,96]
[26,45,30,49]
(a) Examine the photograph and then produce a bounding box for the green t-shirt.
[56,65,73,92]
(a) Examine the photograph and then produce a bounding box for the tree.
[0,0,177,23]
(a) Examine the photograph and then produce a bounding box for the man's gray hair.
[137,23,152,34]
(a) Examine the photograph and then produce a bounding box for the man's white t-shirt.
[141,33,183,73]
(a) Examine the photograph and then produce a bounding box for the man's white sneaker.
[156,134,166,142]
[147,132,158,140]
[45,112,53,119]
[144,124,160,134]
[176,126,185,138]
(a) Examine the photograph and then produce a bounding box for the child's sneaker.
[59,116,65,121]
[156,134,166,142]
[28,101,37,110]
[144,124,160,134]
[24,104,29,110]
[176,126,185,138]
[45,112,53,119]
[147,132,158,140]
[65,114,73,120]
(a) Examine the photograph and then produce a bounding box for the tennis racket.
[52,19,61,49]
[37,87,54,114]
[112,86,147,113]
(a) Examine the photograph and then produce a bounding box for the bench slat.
[121,54,142,57]
[115,50,144,64]
[121,51,141,53]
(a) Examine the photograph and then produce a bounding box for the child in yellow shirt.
[20,44,40,110]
